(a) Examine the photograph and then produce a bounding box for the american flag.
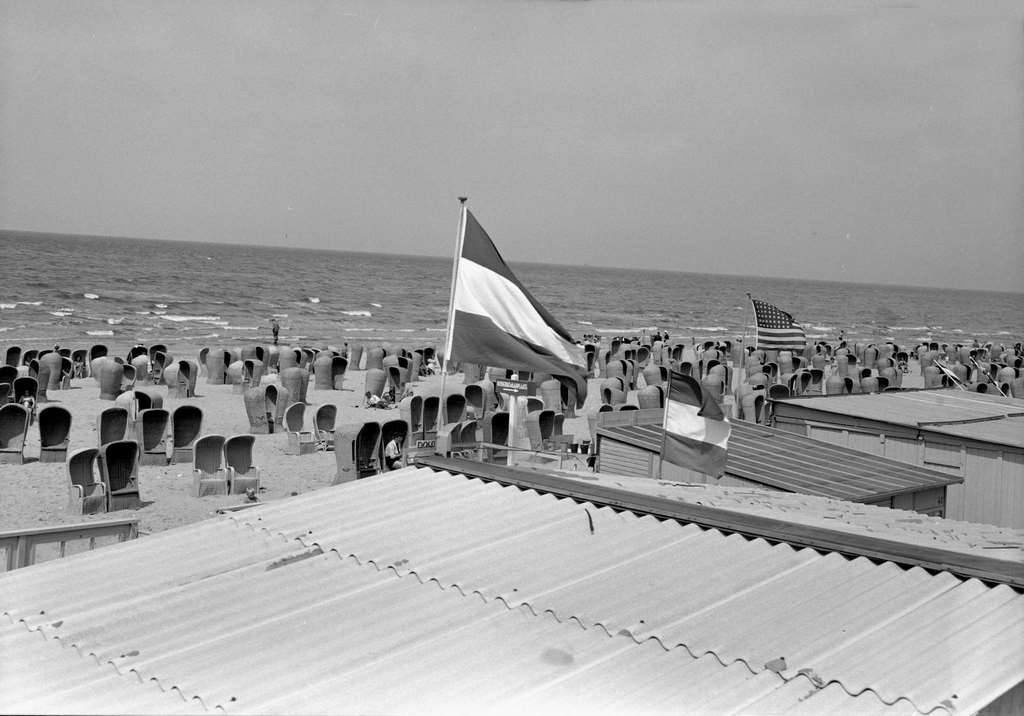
[751,298,806,351]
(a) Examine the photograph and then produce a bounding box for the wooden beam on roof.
[416,456,1024,590]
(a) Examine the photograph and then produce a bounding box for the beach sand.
[0,339,928,538]
[0,345,596,536]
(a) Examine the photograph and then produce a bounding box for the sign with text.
[495,379,531,395]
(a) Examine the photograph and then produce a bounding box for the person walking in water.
[271,318,280,345]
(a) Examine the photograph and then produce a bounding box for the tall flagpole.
[741,293,753,376]
[438,197,468,428]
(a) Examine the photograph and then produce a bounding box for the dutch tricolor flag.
[444,208,588,406]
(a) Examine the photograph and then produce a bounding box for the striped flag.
[445,208,588,406]
[661,370,730,477]
[751,298,807,351]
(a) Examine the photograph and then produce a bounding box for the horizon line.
[2,226,1021,297]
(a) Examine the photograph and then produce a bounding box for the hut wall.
[774,415,1023,528]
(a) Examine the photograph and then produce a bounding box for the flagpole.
[740,293,752,376]
[438,197,468,429]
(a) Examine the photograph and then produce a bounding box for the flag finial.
[458,196,468,205]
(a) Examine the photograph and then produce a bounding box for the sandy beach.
[0,341,599,536]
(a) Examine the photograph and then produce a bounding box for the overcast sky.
[2,1,1022,292]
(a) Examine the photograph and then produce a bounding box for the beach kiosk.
[770,389,1024,528]
[593,409,963,518]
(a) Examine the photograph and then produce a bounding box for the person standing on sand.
[271,318,280,345]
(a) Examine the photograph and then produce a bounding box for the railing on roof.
[0,518,139,572]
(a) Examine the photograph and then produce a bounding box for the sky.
[1,0,1022,292]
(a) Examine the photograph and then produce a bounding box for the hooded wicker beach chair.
[189,434,228,497]
[284,402,316,455]
[224,434,260,495]
[314,404,338,451]
[365,346,386,371]
[100,439,141,511]
[354,421,382,477]
[67,447,105,515]
[170,404,203,464]
[0,403,30,464]
[4,346,21,368]
[135,407,170,466]
[421,395,440,436]
[482,411,510,465]
[399,395,424,438]
[363,368,387,402]
[444,393,466,424]
[525,409,555,451]
[38,404,72,463]
[280,367,309,404]
[0,365,17,386]
[379,418,409,470]
[0,382,9,407]
[97,406,129,447]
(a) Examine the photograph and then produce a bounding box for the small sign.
[495,379,530,395]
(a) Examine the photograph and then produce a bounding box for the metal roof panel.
[3,467,1022,714]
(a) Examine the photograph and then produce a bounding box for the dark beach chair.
[190,434,228,497]
[0,382,9,407]
[284,401,316,455]
[4,346,21,368]
[170,404,203,464]
[135,407,170,466]
[224,434,260,495]
[100,439,141,511]
[38,404,72,463]
[0,403,30,464]
[67,447,105,515]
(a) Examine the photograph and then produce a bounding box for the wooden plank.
[416,456,1024,589]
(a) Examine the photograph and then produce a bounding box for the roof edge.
[416,457,1024,590]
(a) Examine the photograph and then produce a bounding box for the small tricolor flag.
[751,297,807,351]
[661,371,730,477]
[444,208,588,406]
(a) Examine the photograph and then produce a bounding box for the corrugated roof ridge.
[256,474,942,715]
[0,615,210,714]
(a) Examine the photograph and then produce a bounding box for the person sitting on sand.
[384,434,403,470]
[364,391,392,409]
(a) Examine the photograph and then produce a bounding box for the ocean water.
[1,229,1021,354]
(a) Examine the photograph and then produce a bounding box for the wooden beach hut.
[592,408,964,518]
[770,389,1024,528]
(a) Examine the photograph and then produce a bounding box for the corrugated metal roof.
[544,470,1024,569]
[3,468,1023,715]
[776,390,1024,449]
[597,421,961,501]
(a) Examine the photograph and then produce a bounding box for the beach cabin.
[770,389,1024,528]
[592,408,963,517]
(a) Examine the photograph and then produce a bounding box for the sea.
[1,229,1021,355]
